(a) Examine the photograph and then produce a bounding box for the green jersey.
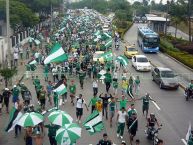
[79,72,86,81]
[44,65,49,73]
[104,73,112,83]
[69,85,76,94]
[189,83,193,89]
[109,102,116,111]
[128,108,137,118]
[135,79,140,85]
[13,87,20,96]
[119,99,128,109]
[142,96,151,106]
[33,78,40,86]
[44,124,59,137]
[89,97,98,106]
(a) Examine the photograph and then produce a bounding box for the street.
[0,14,193,145]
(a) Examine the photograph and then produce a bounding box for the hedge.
[160,38,193,69]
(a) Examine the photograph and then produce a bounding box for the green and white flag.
[105,39,112,48]
[83,111,104,135]
[44,43,68,64]
[29,59,37,65]
[28,59,37,71]
[53,80,67,96]
[97,70,106,80]
[116,55,129,66]
[100,51,113,61]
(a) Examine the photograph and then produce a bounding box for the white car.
[131,55,151,71]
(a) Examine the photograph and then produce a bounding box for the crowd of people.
[0,9,170,145]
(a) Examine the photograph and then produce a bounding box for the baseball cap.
[5,88,9,91]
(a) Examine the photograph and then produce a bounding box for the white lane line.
[152,101,161,110]
[149,96,161,111]
[181,139,187,145]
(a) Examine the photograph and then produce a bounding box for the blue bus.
[137,26,160,53]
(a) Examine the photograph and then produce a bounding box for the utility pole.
[50,1,53,32]
[165,0,170,35]
[188,0,192,42]
[6,0,12,68]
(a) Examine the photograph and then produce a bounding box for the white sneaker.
[65,100,67,103]
[38,101,40,105]
[120,136,123,139]
[117,134,119,137]
[76,119,78,122]
[62,102,65,105]
[79,120,81,124]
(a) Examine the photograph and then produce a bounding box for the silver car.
[152,67,179,89]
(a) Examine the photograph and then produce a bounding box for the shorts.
[143,105,149,112]
[110,111,115,118]
[129,129,137,136]
[76,108,83,116]
[40,99,46,106]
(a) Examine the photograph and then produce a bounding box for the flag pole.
[128,118,138,130]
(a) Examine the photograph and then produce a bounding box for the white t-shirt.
[14,52,19,59]
[113,72,118,79]
[76,98,86,109]
[93,81,98,88]
[118,111,127,123]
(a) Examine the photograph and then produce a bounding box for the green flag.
[105,39,112,48]
[53,80,67,96]
[83,111,104,135]
[116,55,129,66]
[44,43,68,64]
[100,51,113,61]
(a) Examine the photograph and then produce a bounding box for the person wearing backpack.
[75,94,89,123]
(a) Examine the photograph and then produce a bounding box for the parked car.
[152,67,179,89]
[131,55,151,71]
[124,44,138,58]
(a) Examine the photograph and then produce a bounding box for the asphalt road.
[0,24,193,145]
[122,23,193,145]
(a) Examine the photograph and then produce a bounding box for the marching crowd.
[0,9,169,145]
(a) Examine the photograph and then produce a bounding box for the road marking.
[181,139,187,145]
[152,101,161,110]
[149,96,161,111]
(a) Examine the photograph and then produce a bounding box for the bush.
[160,38,179,52]
[167,51,193,69]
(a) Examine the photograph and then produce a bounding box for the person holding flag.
[109,97,117,127]
[127,112,138,145]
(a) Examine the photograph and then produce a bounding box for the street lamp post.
[165,0,170,35]
[6,0,12,68]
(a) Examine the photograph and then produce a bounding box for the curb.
[149,61,185,90]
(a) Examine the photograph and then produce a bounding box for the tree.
[0,0,39,30]
[171,16,181,38]
[0,68,17,87]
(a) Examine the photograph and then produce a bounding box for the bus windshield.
[143,37,159,47]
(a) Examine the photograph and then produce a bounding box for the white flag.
[186,122,192,141]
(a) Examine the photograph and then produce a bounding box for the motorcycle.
[145,126,162,145]
[184,88,193,101]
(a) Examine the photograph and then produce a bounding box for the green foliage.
[0,0,39,29]
[160,38,193,69]
[0,68,17,80]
